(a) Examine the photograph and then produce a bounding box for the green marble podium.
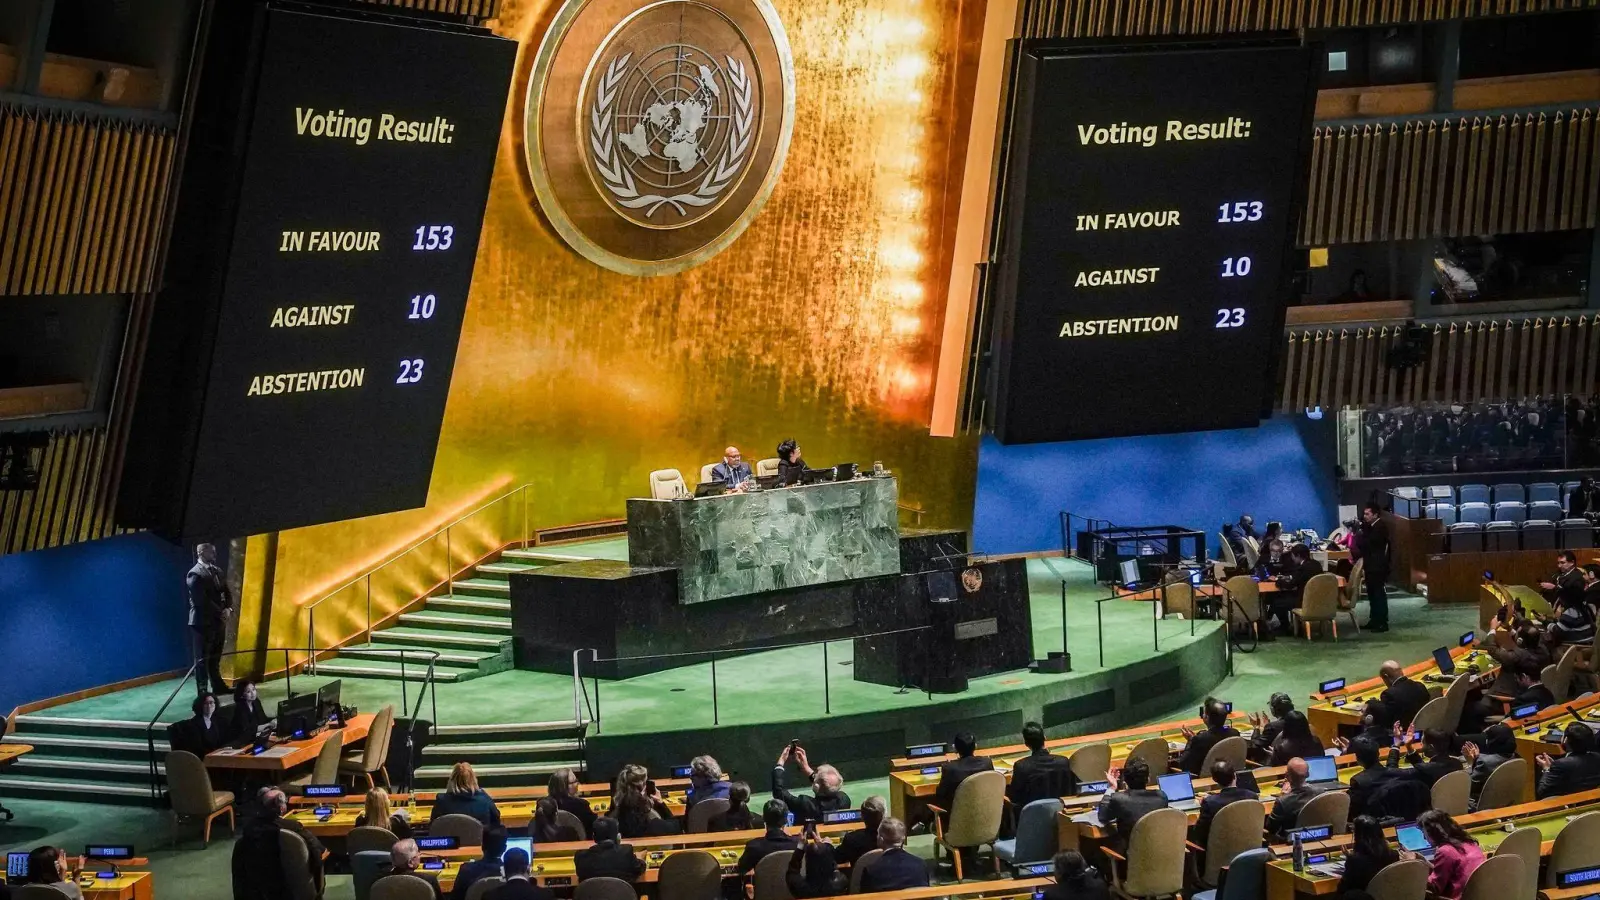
[626,476,901,604]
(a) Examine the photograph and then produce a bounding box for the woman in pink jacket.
[1411,810,1485,899]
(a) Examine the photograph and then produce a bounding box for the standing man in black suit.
[934,732,994,812]
[1536,722,1600,799]
[1377,660,1430,730]
[1095,759,1168,852]
[1175,698,1240,776]
[1192,760,1258,847]
[1008,721,1078,807]
[187,543,232,695]
[574,817,646,882]
[1356,503,1392,631]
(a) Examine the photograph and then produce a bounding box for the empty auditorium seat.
[1493,502,1527,524]
[1426,485,1454,501]
[1486,521,1520,551]
[1562,519,1597,550]
[1528,501,1563,523]
[1458,484,1491,506]
[1493,483,1526,505]
[1394,486,1422,499]
[1449,522,1486,553]
[1563,481,1582,509]
[1426,502,1457,527]
[1522,521,1557,551]
[1528,482,1560,504]
[1459,502,1492,525]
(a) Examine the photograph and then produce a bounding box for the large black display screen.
[990,40,1315,444]
[124,8,516,538]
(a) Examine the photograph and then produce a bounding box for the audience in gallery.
[450,828,507,900]
[354,786,413,839]
[1040,850,1109,900]
[1007,720,1079,806]
[771,741,849,821]
[433,762,503,832]
[1175,698,1239,776]
[373,838,444,900]
[486,847,551,900]
[1461,724,1518,805]
[546,767,597,833]
[1336,815,1399,895]
[1410,810,1485,900]
[230,787,324,900]
[709,781,762,832]
[1358,398,1565,476]
[573,815,645,882]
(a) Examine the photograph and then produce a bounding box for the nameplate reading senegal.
[247,368,366,396]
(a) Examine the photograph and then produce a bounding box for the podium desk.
[205,713,374,771]
[81,872,153,900]
[627,476,900,604]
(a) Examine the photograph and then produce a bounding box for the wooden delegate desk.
[1511,692,1600,796]
[1305,647,1494,744]
[205,713,374,771]
[1263,787,1600,900]
[0,742,30,820]
[80,872,154,900]
[287,780,694,827]
[1113,577,1344,604]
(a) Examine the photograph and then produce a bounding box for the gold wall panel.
[1019,0,1597,38]
[242,0,987,659]
[1278,316,1600,411]
[0,426,124,554]
[1300,108,1600,246]
[0,106,176,296]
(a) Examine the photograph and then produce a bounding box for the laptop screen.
[1120,559,1140,586]
[1234,770,1259,793]
[1305,755,1338,783]
[1157,772,1195,802]
[1078,781,1109,795]
[1432,647,1455,675]
[1395,824,1431,854]
[1512,703,1540,720]
[6,852,28,881]
[504,837,532,862]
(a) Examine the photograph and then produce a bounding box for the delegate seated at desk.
[776,439,807,486]
[710,447,753,492]
[1255,538,1288,579]
[1269,546,1322,632]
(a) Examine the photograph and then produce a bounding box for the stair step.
[449,578,511,597]
[371,628,510,651]
[339,643,498,667]
[397,611,513,633]
[4,734,167,759]
[13,756,163,784]
[433,720,588,738]
[310,662,465,683]
[426,595,512,615]
[420,738,583,758]
[0,775,155,804]
[12,715,165,737]
[500,549,594,565]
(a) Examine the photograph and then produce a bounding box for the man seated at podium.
[710,447,752,491]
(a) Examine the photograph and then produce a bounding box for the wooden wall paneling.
[1480,321,1498,400]
[1583,317,1599,396]
[1528,113,1548,232]
[1488,114,1508,231]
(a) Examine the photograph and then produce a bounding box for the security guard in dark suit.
[186,543,233,695]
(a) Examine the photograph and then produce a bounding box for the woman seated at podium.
[226,679,272,744]
[777,439,807,486]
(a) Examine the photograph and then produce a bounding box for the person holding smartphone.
[785,822,845,897]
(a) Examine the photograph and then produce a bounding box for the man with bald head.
[1378,660,1429,730]
[1264,758,1324,839]
[710,446,752,491]
[231,787,325,898]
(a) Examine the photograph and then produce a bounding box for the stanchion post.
[1096,598,1105,668]
[711,653,719,726]
[822,641,830,714]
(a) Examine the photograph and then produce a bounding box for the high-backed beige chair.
[1430,769,1470,816]
[1460,854,1522,900]
[1339,558,1365,634]
[698,463,717,486]
[1126,738,1171,777]
[649,469,688,500]
[1296,790,1350,834]
[428,812,484,846]
[347,825,399,857]
[685,798,729,834]
[556,809,588,839]
[1069,743,1112,782]
[1223,576,1262,638]
[465,878,505,900]
[165,749,235,845]
[756,458,780,477]
[1192,798,1264,886]
[657,850,721,900]
[1493,825,1542,900]
[339,704,394,789]
[1366,859,1429,900]
[1547,811,1600,886]
[848,849,883,893]
[1293,573,1342,640]
[930,769,1006,879]
[1217,536,1241,573]
[576,878,639,900]
[1161,581,1195,620]
[1476,757,1528,811]
[1241,536,1261,568]
[751,852,794,900]
[372,875,439,900]
[1544,645,1583,703]
[288,728,345,794]
[1441,675,1472,732]
[1408,697,1450,733]
[1104,807,1186,900]
[1200,736,1248,774]
[279,828,320,900]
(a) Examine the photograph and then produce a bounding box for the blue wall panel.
[0,533,191,715]
[973,414,1340,556]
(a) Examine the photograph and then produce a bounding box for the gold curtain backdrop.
[239,0,986,660]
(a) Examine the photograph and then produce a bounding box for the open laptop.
[1157,772,1200,811]
[1119,559,1143,590]
[7,851,28,884]
[693,482,728,498]
[1426,646,1455,681]
[504,837,532,862]
[1234,770,1259,793]
[1395,823,1435,860]
[1305,755,1339,785]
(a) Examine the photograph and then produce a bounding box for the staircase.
[313,548,595,684]
[1,715,167,805]
[413,719,590,789]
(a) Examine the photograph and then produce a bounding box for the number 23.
[1215,308,1246,328]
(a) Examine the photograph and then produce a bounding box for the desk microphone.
[85,857,120,879]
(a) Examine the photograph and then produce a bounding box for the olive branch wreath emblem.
[589,51,755,219]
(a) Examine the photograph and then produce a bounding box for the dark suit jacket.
[771,766,849,822]
[1008,749,1079,807]
[1380,677,1430,729]
[555,794,597,833]
[451,859,503,900]
[1268,733,1326,767]
[574,841,646,882]
[485,878,556,900]
[859,848,928,892]
[186,562,231,631]
[1041,873,1112,900]
[836,825,880,866]
[709,807,761,832]
[1096,788,1168,849]
[1393,750,1462,787]
[935,754,995,810]
[1537,751,1600,799]
[1177,726,1241,775]
[1278,559,1325,600]
[169,714,226,756]
[1337,848,1399,894]
[1358,518,1391,576]
[1349,765,1420,820]
[1512,683,1556,712]
[1192,786,1258,847]
[225,699,271,744]
[736,829,799,875]
[1250,717,1287,759]
[709,462,752,489]
[1264,784,1322,838]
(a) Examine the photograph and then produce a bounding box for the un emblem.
[524,0,795,276]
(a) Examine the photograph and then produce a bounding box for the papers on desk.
[1071,810,1103,827]
[210,745,296,759]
